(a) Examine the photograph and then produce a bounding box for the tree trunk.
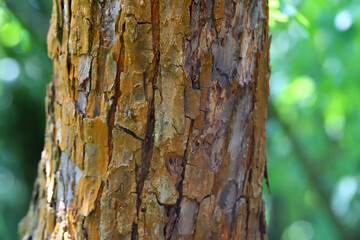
[20,0,270,239]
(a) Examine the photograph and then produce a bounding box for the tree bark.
[20,0,270,239]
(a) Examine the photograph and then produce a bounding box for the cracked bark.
[20,0,270,239]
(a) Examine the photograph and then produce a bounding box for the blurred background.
[0,0,359,239]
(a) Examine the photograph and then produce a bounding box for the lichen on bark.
[20,0,271,239]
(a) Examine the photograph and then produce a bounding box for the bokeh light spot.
[332,176,358,217]
[0,167,14,196]
[289,76,315,102]
[322,57,343,77]
[289,221,314,240]
[0,58,20,82]
[270,71,289,97]
[324,115,345,140]
[0,22,23,47]
[25,57,43,80]
[334,10,352,32]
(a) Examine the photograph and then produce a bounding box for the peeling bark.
[20,0,271,239]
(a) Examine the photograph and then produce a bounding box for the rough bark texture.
[20,0,270,239]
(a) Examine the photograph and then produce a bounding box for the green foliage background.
[0,0,359,239]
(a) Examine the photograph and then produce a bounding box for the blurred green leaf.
[271,10,290,23]
[0,20,23,47]
[295,12,311,29]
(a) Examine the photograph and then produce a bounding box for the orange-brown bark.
[20,0,270,239]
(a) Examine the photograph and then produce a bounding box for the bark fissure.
[115,124,143,141]
[132,0,160,239]
[108,19,125,156]
[165,119,195,239]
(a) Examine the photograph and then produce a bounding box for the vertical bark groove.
[108,19,125,164]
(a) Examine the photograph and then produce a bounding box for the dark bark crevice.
[107,20,125,165]
[115,124,143,141]
[165,119,195,239]
[132,0,160,239]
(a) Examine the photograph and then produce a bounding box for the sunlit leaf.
[295,12,311,29]
[0,7,7,27]
[269,0,280,9]
[271,9,290,23]
[289,76,315,101]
